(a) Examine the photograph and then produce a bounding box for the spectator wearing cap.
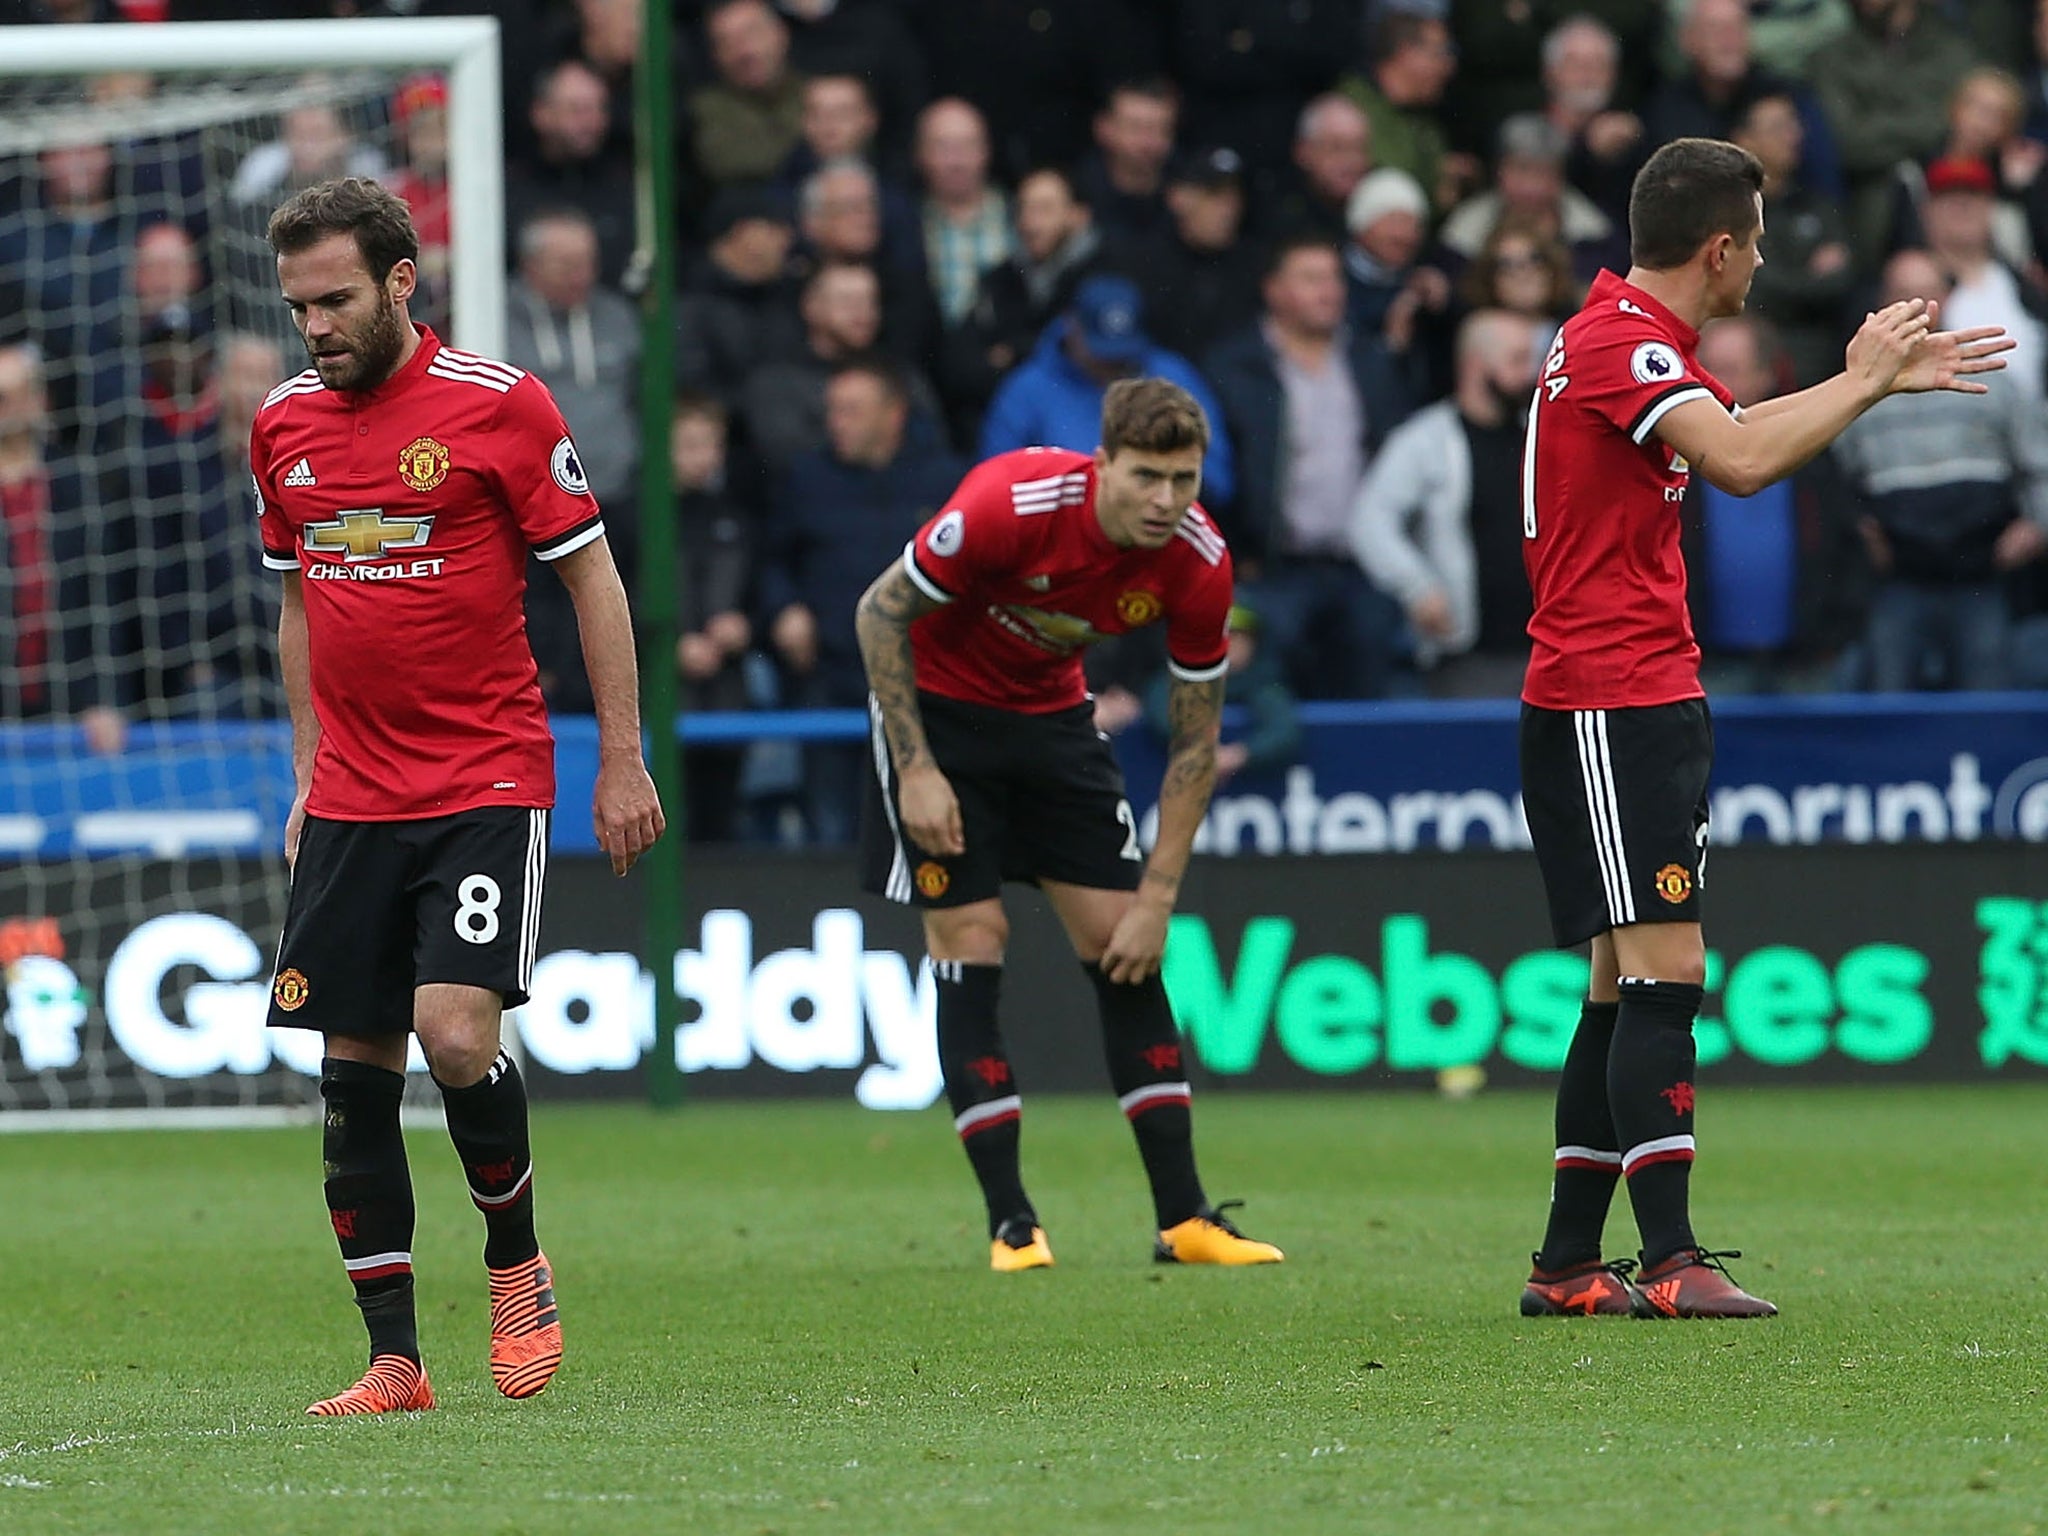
[677,186,804,406]
[1267,93,1375,244]
[1438,114,1621,285]
[1813,0,1979,261]
[915,98,1012,328]
[1644,0,1844,203]
[1834,249,2048,692]
[1343,167,1443,342]
[1338,12,1472,216]
[1918,155,2048,387]
[941,166,1110,445]
[1730,88,1855,390]
[690,0,809,191]
[1889,69,2048,278]
[1075,78,1180,248]
[1127,147,1263,364]
[505,59,637,287]
[979,272,1235,507]
[1204,235,1414,700]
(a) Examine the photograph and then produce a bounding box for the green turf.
[2,1086,2045,1535]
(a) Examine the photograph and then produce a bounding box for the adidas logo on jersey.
[283,458,317,487]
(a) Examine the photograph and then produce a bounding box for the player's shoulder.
[422,344,529,397]
[962,444,1097,518]
[256,367,324,421]
[1171,502,1229,571]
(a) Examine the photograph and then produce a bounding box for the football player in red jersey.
[252,179,664,1413]
[854,379,1282,1272]
[1516,139,2009,1320]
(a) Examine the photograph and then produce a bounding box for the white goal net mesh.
[0,63,455,1117]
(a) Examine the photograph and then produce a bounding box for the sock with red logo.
[1609,978,1702,1268]
[1085,965,1205,1229]
[1536,998,1623,1272]
[934,961,1033,1236]
[436,1051,538,1271]
[320,1057,419,1363]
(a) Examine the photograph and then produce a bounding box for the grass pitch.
[2,1086,2045,1535]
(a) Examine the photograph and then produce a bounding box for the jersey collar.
[1587,270,1700,349]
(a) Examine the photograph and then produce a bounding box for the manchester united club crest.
[1654,863,1693,904]
[397,436,451,492]
[915,861,950,898]
[273,967,311,1011]
[1116,589,1163,626]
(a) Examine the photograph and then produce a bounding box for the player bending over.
[1516,138,2008,1319]
[854,378,1281,1271]
[254,179,664,1412]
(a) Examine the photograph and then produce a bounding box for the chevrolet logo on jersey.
[304,510,436,561]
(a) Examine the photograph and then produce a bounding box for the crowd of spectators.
[5,0,2048,845]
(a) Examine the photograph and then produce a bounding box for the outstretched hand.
[1892,300,2014,395]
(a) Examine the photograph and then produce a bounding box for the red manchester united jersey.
[1522,270,1735,710]
[252,326,602,820]
[902,448,1233,712]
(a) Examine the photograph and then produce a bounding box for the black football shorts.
[860,691,1145,908]
[1519,699,1711,948]
[267,806,550,1034]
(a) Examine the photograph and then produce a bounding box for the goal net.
[0,20,505,1124]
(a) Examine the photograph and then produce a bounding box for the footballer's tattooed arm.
[855,561,963,854]
[855,561,946,773]
[1141,671,1225,906]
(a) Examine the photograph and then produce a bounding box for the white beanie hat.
[1346,167,1429,235]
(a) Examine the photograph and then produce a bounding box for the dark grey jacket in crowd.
[505,277,641,506]
[674,252,806,406]
[1832,374,2048,583]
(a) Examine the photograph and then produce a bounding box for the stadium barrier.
[6,693,2048,859]
[6,839,2041,1114]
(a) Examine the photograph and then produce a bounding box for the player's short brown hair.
[266,176,420,284]
[1100,377,1209,459]
[1627,138,1764,271]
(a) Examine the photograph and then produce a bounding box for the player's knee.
[413,986,503,1086]
[926,905,1007,965]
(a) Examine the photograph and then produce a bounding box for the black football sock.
[934,960,1033,1236]
[1609,978,1703,1268]
[436,1050,539,1271]
[1085,964,1206,1229]
[1536,999,1622,1271]
[319,1056,419,1364]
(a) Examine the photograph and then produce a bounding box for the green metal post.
[635,0,683,1107]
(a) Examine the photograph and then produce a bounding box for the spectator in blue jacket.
[762,356,964,842]
[977,272,1236,508]
[1204,235,1415,698]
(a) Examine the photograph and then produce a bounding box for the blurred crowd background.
[3,0,2047,846]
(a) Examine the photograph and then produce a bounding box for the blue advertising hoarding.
[3,695,2046,857]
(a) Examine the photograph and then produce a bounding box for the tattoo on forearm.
[1160,674,1224,805]
[855,566,943,773]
